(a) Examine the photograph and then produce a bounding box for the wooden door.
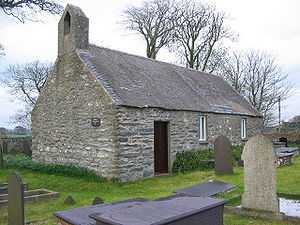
[154,121,169,174]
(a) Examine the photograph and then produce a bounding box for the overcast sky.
[0,0,299,128]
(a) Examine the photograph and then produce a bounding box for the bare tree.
[218,51,247,94]
[172,1,210,69]
[172,1,234,72]
[2,61,52,106]
[0,0,63,23]
[1,61,52,128]
[123,0,178,59]
[220,50,291,125]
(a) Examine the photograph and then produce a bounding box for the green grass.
[0,157,300,225]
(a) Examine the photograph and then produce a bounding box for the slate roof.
[77,45,261,117]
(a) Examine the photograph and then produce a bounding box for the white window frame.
[241,118,247,139]
[199,115,207,142]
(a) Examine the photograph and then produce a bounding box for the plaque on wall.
[91,118,101,127]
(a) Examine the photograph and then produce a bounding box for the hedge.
[4,154,107,182]
[172,146,244,174]
[172,149,214,173]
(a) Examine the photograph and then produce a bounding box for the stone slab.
[0,183,28,194]
[176,180,235,197]
[276,147,299,156]
[55,199,148,225]
[0,189,59,207]
[90,196,225,225]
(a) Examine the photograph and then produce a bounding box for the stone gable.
[32,52,119,178]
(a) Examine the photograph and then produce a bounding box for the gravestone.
[214,135,233,175]
[64,195,76,205]
[8,173,25,225]
[92,197,104,205]
[242,134,279,213]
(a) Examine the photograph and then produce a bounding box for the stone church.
[32,5,263,181]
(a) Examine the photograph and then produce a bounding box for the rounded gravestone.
[214,136,233,175]
[242,134,279,213]
[64,195,76,205]
[92,197,104,205]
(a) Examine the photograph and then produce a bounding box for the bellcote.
[58,4,89,56]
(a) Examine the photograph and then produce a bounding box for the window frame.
[241,118,247,140]
[199,115,207,142]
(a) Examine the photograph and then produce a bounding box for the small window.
[241,118,247,139]
[64,12,71,35]
[199,115,207,141]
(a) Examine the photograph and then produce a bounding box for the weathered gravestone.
[214,135,233,175]
[92,197,104,205]
[8,173,25,225]
[64,195,76,205]
[242,134,279,213]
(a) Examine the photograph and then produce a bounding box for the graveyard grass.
[0,157,300,225]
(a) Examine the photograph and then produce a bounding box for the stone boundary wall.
[264,131,300,144]
[1,137,32,156]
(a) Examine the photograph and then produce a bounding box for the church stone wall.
[117,107,263,181]
[31,52,119,179]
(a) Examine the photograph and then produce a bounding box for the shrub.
[232,145,243,163]
[4,154,106,182]
[172,149,214,173]
[172,145,244,173]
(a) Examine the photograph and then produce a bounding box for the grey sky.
[0,0,299,128]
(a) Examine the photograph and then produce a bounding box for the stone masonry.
[32,4,263,182]
[116,107,262,181]
[32,52,120,179]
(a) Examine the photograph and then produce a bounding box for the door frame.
[154,121,170,174]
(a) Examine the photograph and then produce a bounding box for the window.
[199,115,207,141]
[64,12,71,35]
[241,118,247,139]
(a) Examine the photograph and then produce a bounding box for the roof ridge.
[88,44,222,79]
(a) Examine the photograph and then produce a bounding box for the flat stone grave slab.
[276,147,299,156]
[90,196,226,225]
[55,199,147,225]
[175,180,235,197]
[0,188,59,207]
[0,183,28,194]
[55,197,226,225]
